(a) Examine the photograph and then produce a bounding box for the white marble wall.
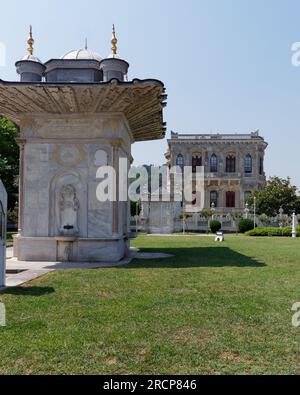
[16,114,132,262]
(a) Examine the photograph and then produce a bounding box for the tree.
[0,117,19,209]
[199,209,213,218]
[247,177,300,216]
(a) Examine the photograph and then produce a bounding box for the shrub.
[238,219,255,233]
[259,214,272,225]
[232,212,243,220]
[7,206,18,224]
[199,209,213,218]
[179,212,193,219]
[245,226,300,237]
[210,220,222,233]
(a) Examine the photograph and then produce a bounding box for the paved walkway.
[2,247,172,291]
[3,247,131,290]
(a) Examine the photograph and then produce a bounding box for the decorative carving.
[59,185,80,236]
[52,145,86,167]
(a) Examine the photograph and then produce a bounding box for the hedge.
[245,226,300,237]
[210,220,222,233]
[238,219,255,233]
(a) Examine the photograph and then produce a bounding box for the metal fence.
[131,213,299,234]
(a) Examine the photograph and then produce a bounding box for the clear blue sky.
[1,0,300,187]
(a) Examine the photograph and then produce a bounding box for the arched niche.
[49,171,87,237]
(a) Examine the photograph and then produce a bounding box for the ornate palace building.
[140,131,268,234]
[166,131,268,213]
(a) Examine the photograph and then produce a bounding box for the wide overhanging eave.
[0,78,167,142]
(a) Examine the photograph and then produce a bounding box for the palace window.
[176,154,184,170]
[226,155,236,173]
[192,155,202,173]
[259,157,264,175]
[244,154,252,174]
[210,154,218,173]
[210,191,218,207]
[226,191,236,208]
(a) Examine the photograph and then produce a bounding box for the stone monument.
[0,180,7,287]
[0,26,167,262]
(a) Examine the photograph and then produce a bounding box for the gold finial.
[111,24,118,56]
[27,25,34,55]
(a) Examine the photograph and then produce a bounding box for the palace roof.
[169,131,267,145]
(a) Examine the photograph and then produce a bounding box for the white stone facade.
[13,114,132,262]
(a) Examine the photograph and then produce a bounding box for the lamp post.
[136,201,139,234]
[253,197,257,229]
[211,202,216,221]
[292,211,297,238]
[244,203,249,219]
[279,206,284,229]
[182,202,185,235]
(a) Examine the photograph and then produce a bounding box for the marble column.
[16,138,26,235]
[111,140,121,235]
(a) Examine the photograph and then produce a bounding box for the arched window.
[210,191,218,208]
[192,155,202,173]
[176,154,184,170]
[226,191,236,208]
[259,157,264,175]
[244,191,252,203]
[244,154,252,174]
[210,154,218,173]
[226,155,236,173]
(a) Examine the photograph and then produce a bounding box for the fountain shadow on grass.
[126,247,266,269]
[2,286,55,297]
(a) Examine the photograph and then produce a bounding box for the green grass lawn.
[1,235,300,375]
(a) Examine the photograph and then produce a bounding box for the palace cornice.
[168,140,268,147]
[0,78,167,142]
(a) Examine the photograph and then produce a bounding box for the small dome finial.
[111,24,118,56]
[27,25,34,55]
[85,38,88,50]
